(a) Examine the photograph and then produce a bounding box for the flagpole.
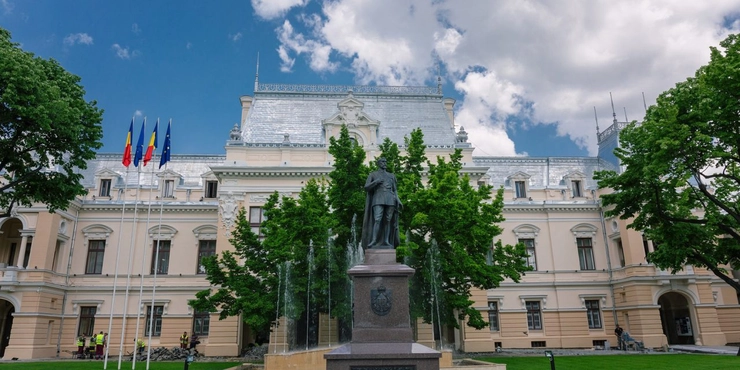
[132,118,160,369]
[146,119,171,370]
[104,117,136,369]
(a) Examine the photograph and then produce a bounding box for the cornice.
[211,166,332,178]
[80,202,218,213]
[504,201,601,213]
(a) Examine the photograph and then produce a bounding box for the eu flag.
[133,118,146,167]
[159,120,171,169]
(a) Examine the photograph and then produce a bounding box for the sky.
[2,0,740,157]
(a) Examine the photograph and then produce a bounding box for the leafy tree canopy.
[0,28,103,216]
[596,34,740,293]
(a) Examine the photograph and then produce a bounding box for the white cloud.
[186,42,192,50]
[265,0,740,156]
[63,33,93,46]
[111,44,140,59]
[132,23,141,34]
[230,32,243,42]
[134,110,143,117]
[251,0,307,20]
[1,0,14,15]
[276,20,338,73]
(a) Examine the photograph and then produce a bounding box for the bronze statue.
[362,157,402,249]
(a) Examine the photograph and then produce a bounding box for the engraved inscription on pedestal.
[371,286,391,316]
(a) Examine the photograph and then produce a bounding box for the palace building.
[0,81,738,359]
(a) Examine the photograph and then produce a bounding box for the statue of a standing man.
[362,157,402,249]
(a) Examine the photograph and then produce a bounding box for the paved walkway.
[670,345,738,355]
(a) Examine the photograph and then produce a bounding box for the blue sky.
[2,0,739,157]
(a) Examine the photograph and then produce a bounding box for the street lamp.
[544,350,556,370]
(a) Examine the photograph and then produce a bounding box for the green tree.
[0,28,103,217]
[405,149,530,330]
[191,179,333,341]
[596,34,740,294]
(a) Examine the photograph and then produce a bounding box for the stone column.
[16,235,28,268]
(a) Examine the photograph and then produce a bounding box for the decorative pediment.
[148,225,178,239]
[193,225,218,240]
[322,91,380,129]
[563,170,587,180]
[200,171,217,180]
[95,168,122,179]
[507,171,532,180]
[570,223,598,238]
[512,224,540,238]
[81,224,113,239]
[157,169,183,180]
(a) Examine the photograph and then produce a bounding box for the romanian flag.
[159,119,171,169]
[143,119,158,166]
[133,118,146,167]
[122,118,133,167]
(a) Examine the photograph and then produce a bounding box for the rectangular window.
[572,180,582,197]
[514,181,527,198]
[488,302,500,331]
[23,239,31,268]
[99,179,111,197]
[192,310,210,336]
[205,180,218,198]
[531,341,546,348]
[163,180,175,198]
[249,207,265,238]
[77,306,96,336]
[197,240,217,274]
[577,238,595,270]
[616,239,625,267]
[525,301,542,330]
[642,234,651,262]
[85,240,106,274]
[145,305,164,337]
[586,300,602,329]
[519,238,537,270]
[51,240,61,272]
[151,240,171,275]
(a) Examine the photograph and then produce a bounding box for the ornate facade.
[0,82,738,359]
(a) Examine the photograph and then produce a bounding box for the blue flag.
[133,118,146,167]
[159,120,171,169]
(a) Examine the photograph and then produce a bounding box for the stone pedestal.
[324,249,441,370]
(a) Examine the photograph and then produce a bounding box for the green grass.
[0,361,243,370]
[478,354,739,370]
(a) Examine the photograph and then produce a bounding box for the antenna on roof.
[594,106,600,136]
[436,62,442,95]
[254,52,260,92]
[642,92,648,113]
[610,92,617,124]
[623,107,628,123]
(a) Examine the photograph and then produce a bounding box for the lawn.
[479,354,739,370]
[0,361,243,370]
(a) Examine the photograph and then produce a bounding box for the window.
[520,238,537,270]
[163,180,175,198]
[531,341,546,348]
[145,305,164,337]
[192,310,210,336]
[616,239,625,267]
[642,234,651,261]
[488,302,500,331]
[586,300,602,329]
[571,180,582,197]
[77,306,96,336]
[99,179,112,197]
[85,240,105,274]
[525,301,542,330]
[205,180,218,199]
[22,239,31,268]
[197,240,216,274]
[249,207,265,238]
[514,181,527,198]
[52,240,61,272]
[577,238,595,270]
[151,240,171,275]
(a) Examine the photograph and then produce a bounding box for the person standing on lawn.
[614,324,625,350]
[94,330,104,359]
[180,331,189,349]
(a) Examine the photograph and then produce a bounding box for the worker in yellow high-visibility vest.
[94,331,104,359]
[180,331,189,349]
[76,335,85,358]
[135,338,146,356]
